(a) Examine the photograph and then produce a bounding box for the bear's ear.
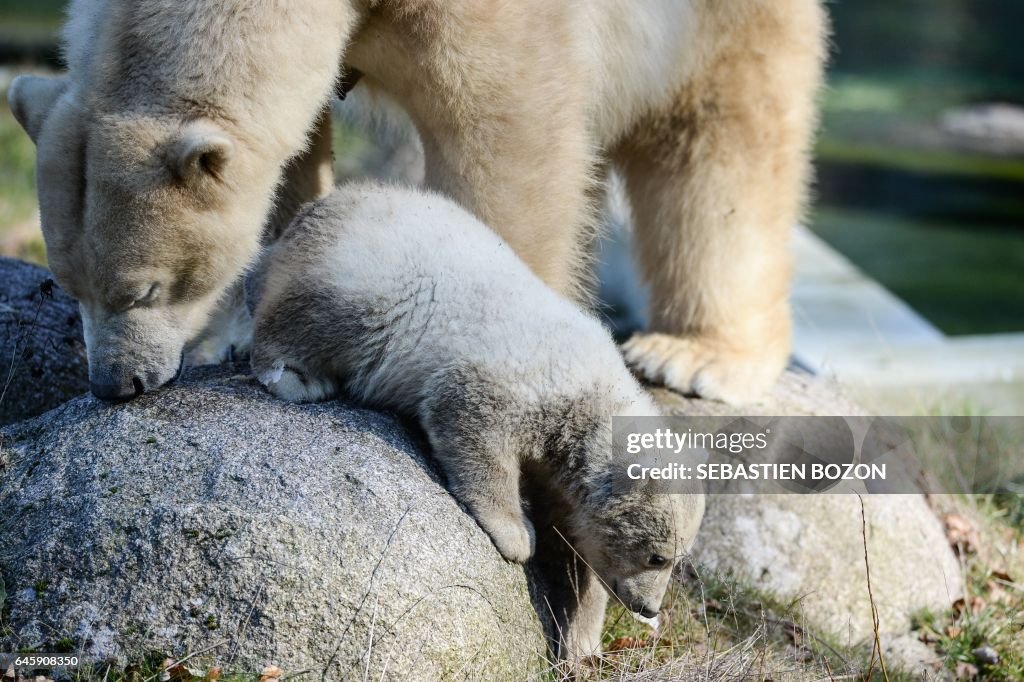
[169,121,234,183]
[7,75,69,143]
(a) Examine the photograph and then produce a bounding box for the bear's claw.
[258,364,337,403]
[622,332,784,406]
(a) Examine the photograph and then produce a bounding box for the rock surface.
[656,371,963,645]
[872,634,950,681]
[0,366,547,679]
[0,257,88,426]
[693,494,961,645]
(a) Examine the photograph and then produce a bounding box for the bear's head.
[7,75,276,399]
[573,487,704,619]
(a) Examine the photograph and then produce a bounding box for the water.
[815,0,1024,334]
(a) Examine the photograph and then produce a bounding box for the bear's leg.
[184,276,253,366]
[348,6,598,300]
[420,401,535,562]
[265,107,337,241]
[614,1,826,404]
[527,528,608,660]
[188,109,336,366]
[251,352,339,404]
[416,122,595,301]
[557,568,608,660]
[435,442,535,564]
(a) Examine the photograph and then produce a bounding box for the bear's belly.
[579,0,700,143]
[343,0,699,146]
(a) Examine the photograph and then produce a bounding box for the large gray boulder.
[655,372,963,645]
[0,366,548,680]
[692,494,961,645]
[0,257,88,426]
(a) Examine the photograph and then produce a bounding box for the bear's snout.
[612,576,668,620]
[90,375,146,402]
[634,604,659,619]
[88,352,184,402]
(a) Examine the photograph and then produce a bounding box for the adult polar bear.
[9,0,826,404]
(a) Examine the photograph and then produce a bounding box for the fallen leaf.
[952,596,985,618]
[944,513,980,554]
[167,664,202,681]
[955,661,978,679]
[990,569,1014,583]
[607,636,647,652]
[780,621,804,646]
[985,581,1014,605]
[259,665,284,682]
[205,667,222,681]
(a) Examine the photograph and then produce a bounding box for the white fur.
[580,0,699,142]
[305,187,652,417]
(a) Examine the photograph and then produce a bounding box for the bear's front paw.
[477,511,535,564]
[256,361,337,403]
[623,332,786,405]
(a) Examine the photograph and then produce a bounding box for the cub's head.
[8,75,274,399]
[574,489,704,619]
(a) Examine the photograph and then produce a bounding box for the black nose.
[90,376,145,401]
[635,605,659,619]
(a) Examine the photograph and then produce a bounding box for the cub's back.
[283,183,635,409]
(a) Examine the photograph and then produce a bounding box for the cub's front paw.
[256,360,337,403]
[622,332,786,405]
[476,511,536,564]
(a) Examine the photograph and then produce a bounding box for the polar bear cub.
[250,182,704,622]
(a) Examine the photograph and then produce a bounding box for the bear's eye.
[135,282,162,306]
[648,554,668,568]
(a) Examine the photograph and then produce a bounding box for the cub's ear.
[7,75,69,143]
[169,120,234,182]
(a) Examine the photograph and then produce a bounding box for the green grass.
[0,97,44,263]
[914,496,1024,681]
[0,0,65,32]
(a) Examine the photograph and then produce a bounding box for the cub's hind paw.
[477,511,535,564]
[257,361,337,403]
